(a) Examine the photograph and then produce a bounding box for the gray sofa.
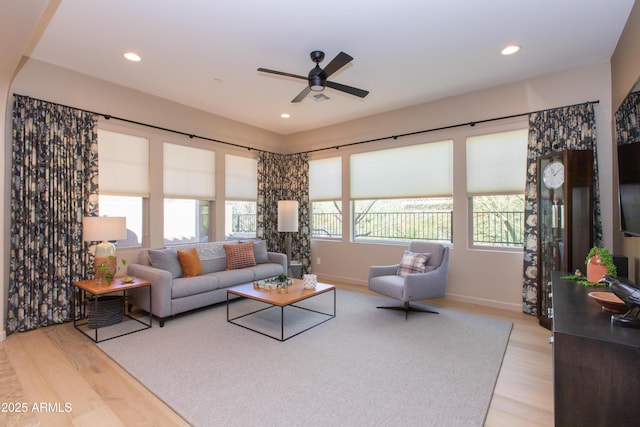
[127,240,286,326]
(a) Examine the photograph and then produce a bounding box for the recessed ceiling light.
[501,45,521,56]
[280,113,290,118]
[123,52,142,62]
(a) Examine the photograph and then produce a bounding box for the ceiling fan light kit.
[258,50,369,103]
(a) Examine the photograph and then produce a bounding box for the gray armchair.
[368,241,450,319]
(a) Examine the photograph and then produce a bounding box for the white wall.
[293,61,614,312]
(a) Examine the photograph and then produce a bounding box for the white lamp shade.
[82,216,127,242]
[277,201,299,232]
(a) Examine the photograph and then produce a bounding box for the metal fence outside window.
[231,213,256,233]
[234,210,523,246]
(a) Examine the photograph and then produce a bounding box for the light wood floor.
[0,284,553,427]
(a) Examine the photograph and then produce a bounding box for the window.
[225,154,258,239]
[353,198,453,241]
[97,129,149,247]
[466,129,527,247]
[350,141,453,242]
[310,157,342,239]
[163,143,215,245]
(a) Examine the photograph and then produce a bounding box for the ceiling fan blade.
[257,68,307,81]
[322,52,353,78]
[292,86,311,103]
[325,81,369,98]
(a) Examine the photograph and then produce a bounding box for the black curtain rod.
[14,93,598,156]
[13,93,268,153]
[299,99,600,155]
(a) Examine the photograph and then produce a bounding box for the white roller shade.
[163,143,215,199]
[98,129,149,196]
[225,154,257,200]
[310,156,342,201]
[466,129,528,195]
[350,140,453,199]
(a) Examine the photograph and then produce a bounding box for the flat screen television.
[618,141,640,236]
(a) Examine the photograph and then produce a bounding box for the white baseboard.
[444,292,523,312]
[0,330,6,342]
[316,273,523,313]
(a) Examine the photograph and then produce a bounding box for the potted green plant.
[96,257,127,285]
[586,246,617,282]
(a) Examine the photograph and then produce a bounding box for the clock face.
[542,160,565,189]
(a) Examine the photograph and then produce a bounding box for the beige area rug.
[98,288,512,427]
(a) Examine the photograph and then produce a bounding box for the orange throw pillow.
[177,248,203,277]
[224,242,256,270]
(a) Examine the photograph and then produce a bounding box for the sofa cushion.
[247,263,286,280]
[171,274,221,299]
[200,257,227,274]
[396,250,430,277]
[224,242,256,270]
[177,248,203,278]
[148,247,183,279]
[213,268,255,287]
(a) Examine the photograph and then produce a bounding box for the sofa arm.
[369,264,400,279]
[267,252,287,275]
[127,263,173,319]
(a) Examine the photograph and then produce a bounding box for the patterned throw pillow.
[396,250,431,277]
[177,248,204,277]
[224,242,257,270]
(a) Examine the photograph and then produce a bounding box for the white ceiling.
[22,0,635,135]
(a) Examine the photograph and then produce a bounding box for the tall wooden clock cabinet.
[537,149,594,329]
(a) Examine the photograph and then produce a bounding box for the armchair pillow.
[177,247,204,277]
[224,242,257,270]
[396,250,431,277]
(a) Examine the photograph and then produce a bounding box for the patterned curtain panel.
[521,102,601,314]
[7,95,99,333]
[257,151,311,273]
[615,91,640,146]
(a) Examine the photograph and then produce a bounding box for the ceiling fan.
[258,51,369,103]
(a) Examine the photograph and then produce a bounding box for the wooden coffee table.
[227,279,335,341]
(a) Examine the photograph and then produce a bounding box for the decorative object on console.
[587,291,627,314]
[586,246,616,283]
[278,200,298,269]
[562,246,617,288]
[83,216,126,282]
[599,275,640,329]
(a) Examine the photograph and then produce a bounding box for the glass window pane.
[164,199,210,245]
[225,201,257,239]
[99,195,143,247]
[353,198,452,242]
[471,195,524,247]
[311,201,342,239]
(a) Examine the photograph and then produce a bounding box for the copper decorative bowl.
[588,292,627,314]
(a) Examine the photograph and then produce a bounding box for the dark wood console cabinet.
[551,272,640,426]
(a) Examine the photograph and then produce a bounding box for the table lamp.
[83,216,127,277]
[277,200,298,269]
